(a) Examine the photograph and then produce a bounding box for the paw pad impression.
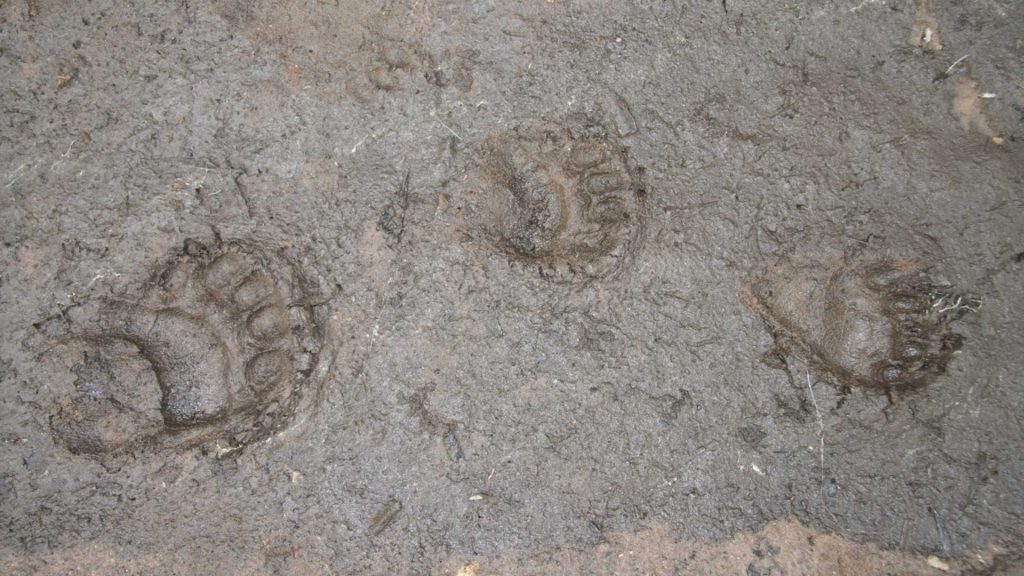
[50,239,331,457]
[741,256,969,389]
[468,123,646,282]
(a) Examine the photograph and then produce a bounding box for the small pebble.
[927,555,950,571]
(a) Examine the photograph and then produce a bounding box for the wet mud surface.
[1,1,1023,574]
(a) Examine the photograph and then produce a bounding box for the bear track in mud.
[50,238,331,457]
[741,255,967,390]
[345,37,474,102]
[468,123,647,282]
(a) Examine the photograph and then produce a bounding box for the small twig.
[435,117,464,141]
[849,0,881,13]
[806,371,825,485]
[933,293,983,314]
[945,54,969,76]
[350,133,370,154]
[232,173,255,219]
[6,162,29,188]
[366,276,395,356]
[937,295,963,314]
[49,139,78,172]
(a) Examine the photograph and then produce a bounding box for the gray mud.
[1,1,1023,574]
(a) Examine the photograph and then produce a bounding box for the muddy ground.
[1,1,1023,574]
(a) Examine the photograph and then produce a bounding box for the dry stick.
[436,117,464,141]
[806,371,825,486]
[945,54,969,76]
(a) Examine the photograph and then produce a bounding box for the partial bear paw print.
[465,122,647,282]
[345,37,473,102]
[741,255,972,389]
[49,239,332,458]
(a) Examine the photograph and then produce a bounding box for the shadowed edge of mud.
[3,519,1012,576]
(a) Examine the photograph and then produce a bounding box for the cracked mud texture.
[1,0,1023,574]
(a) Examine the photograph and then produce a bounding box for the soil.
[2,1,1023,574]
